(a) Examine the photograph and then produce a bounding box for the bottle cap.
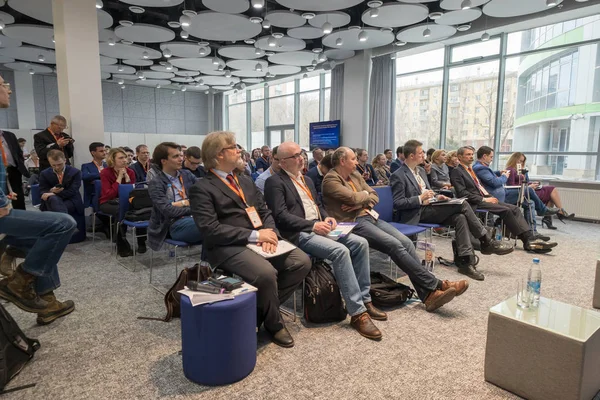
[533,258,540,264]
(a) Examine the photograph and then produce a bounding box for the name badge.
[365,209,379,221]
[245,206,263,229]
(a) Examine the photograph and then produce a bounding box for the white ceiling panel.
[323,49,355,61]
[102,64,136,74]
[396,23,457,43]
[0,46,56,63]
[287,26,324,40]
[0,56,16,63]
[0,11,15,25]
[199,69,226,76]
[255,35,306,52]
[135,79,172,86]
[362,3,429,28]
[112,74,140,80]
[483,0,562,17]
[99,43,162,60]
[440,0,490,10]
[118,0,184,6]
[3,25,53,48]
[159,42,208,58]
[267,65,301,75]
[435,8,483,25]
[115,24,175,43]
[202,0,249,14]
[0,34,23,48]
[321,28,394,51]
[231,70,266,78]
[123,59,153,66]
[187,12,262,41]
[275,0,364,12]
[3,62,53,74]
[174,70,199,77]
[101,72,111,80]
[144,71,175,79]
[242,78,264,83]
[151,64,179,72]
[171,77,196,83]
[100,55,118,65]
[226,59,269,71]
[268,51,316,67]
[218,45,263,60]
[266,11,305,28]
[199,76,240,85]
[170,57,223,71]
[308,12,351,29]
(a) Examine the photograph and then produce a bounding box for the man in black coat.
[188,132,310,348]
[34,115,74,172]
[0,129,29,210]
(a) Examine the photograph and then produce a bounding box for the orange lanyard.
[346,178,359,192]
[176,174,187,199]
[0,139,7,167]
[291,174,321,220]
[211,169,248,206]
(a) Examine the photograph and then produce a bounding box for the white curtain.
[368,55,396,154]
[213,92,223,131]
[329,63,344,121]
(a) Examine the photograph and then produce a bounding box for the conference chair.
[116,184,149,271]
[92,180,114,254]
[149,238,203,294]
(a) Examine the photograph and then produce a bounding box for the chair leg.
[174,245,179,279]
[149,248,154,284]
[131,226,137,272]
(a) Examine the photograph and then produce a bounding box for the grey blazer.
[430,163,450,188]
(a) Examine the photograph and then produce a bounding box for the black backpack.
[303,261,347,323]
[0,304,39,394]
[125,188,152,221]
[437,239,480,268]
[369,272,416,308]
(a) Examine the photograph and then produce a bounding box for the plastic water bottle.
[527,258,542,308]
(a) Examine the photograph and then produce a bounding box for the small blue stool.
[181,292,257,386]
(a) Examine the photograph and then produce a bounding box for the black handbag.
[0,304,39,394]
[303,261,347,323]
[369,272,416,308]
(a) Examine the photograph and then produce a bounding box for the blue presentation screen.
[309,120,341,150]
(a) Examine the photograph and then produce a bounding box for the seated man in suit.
[131,144,151,183]
[450,146,557,254]
[254,146,279,195]
[265,142,385,340]
[182,146,205,178]
[39,150,83,217]
[308,147,323,170]
[255,145,271,173]
[389,146,405,173]
[81,142,106,208]
[148,142,199,251]
[305,153,332,196]
[391,140,513,281]
[189,131,311,348]
[322,147,467,313]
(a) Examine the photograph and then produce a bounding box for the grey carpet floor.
[2,219,600,400]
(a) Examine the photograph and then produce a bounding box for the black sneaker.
[480,240,514,256]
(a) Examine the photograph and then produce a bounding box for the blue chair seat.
[164,238,201,248]
[418,223,442,229]
[389,222,426,237]
[123,220,149,229]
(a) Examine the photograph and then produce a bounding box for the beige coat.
[321,168,379,222]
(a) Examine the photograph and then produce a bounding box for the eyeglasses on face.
[221,145,238,152]
[281,153,302,161]
[1,83,10,90]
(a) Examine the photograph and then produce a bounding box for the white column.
[207,93,215,132]
[52,0,104,168]
[341,50,371,149]
[13,71,36,130]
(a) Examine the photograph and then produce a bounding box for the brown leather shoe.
[365,302,387,321]
[350,312,382,340]
[36,292,75,325]
[0,264,48,313]
[424,288,456,312]
[440,280,469,296]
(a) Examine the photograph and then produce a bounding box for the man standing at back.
[131,144,151,183]
[265,142,385,340]
[255,145,271,173]
[34,115,74,172]
[188,131,310,348]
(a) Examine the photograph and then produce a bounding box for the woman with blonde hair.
[505,152,574,229]
[445,150,459,173]
[430,149,452,189]
[371,153,390,185]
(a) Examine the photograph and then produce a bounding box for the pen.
[239,288,249,293]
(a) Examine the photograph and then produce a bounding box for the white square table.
[485,296,600,400]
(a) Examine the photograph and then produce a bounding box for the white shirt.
[285,169,319,221]
[255,167,274,195]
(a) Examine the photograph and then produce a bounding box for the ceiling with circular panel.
[0,0,590,91]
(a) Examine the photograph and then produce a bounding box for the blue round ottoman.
[181,292,257,386]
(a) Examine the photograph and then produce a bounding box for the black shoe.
[524,239,557,253]
[458,266,485,281]
[542,207,559,216]
[271,327,294,348]
[557,208,575,223]
[541,216,557,230]
[137,240,147,254]
[533,232,551,242]
[480,239,514,256]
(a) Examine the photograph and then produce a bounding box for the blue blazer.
[472,161,507,202]
[131,161,150,183]
[81,161,106,207]
[390,158,404,174]
[38,165,84,214]
[305,166,324,195]
[255,156,270,173]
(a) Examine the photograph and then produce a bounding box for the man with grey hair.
[322,146,468,313]
[34,114,74,172]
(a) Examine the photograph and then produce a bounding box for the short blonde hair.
[431,149,446,164]
[201,131,236,170]
[446,150,457,163]
[372,153,385,166]
[106,147,127,168]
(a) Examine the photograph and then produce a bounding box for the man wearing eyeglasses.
[265,142,386,340]
[189,131,311,348]
[254,146,280,195]
[34,115,74,172]
[181,146,205,178]
[0,75,76,325]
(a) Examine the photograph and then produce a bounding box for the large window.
[392,15,600,181]
[225,72,331,150]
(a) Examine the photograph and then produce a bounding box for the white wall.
[104,132,206,152]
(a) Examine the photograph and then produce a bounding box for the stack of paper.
[246,240,297,259]
[327,222,357,240]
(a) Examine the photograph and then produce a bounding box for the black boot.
[541,216,557,230]
[117,226,133,257]
[455,254,485,281]
[137,236,147,254]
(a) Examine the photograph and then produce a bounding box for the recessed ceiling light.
[117,65,124,72]
[136,70,145,79]
[272,32,284,39]
[457,24,471,31]
[390,53,396,60]
[142,51,149,59]
[197,41,209,47]
[199,46,208,55]
[108,37,116,46]
[370,8,379,18]
[181,86,187,92]
[156,84,161,89]
[121,85,126,90]
[212,56,219,65]
[163,47,172,57]
[244,38,256,44]
[318,53,327,62]
[180,14,192,27]
[367,0,383,7]
[302,12,316,19]
[165,62,173,70]
[205,90,210,94]
[262,19,271,29]
[121,40,133,45]
[250,17,263,24]
[52,35,55,43]
[255,47,263,55]
[358,30,368,42]
[303,73,308,79]
[129,6,144,14]
[423,27,431,38]
[255,63,262,72]
[217,64,224,71]
[224,70,232,78]
[306,66,314,72]
[379,27,392,32]
[96,0,103,9]
[0,21,4,31]
[181,30,189,39]
[168,21,181,28]
[197,78,204,85]
[266,72,273,78]
[267,36,277,47]
[394,40,406,46]
[312,48,323,53]
[348,25,360,31]
[119,20,134,27]
[28,69,35,75]
[322,21,333,34]
[38,54,45,62]
[481,32,490,41]
[182,10,197,17]
[429,12,443,20]
[311,58,318,66]
[251,0,264,9]
[265,51,275,56]
[117,79,125,85]
[546,0,558,6]
[461,0,472,10]
[335,37,343,46]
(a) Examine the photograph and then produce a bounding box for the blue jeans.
[169,216,202,243]
[353,216,438,301]
[0,209,76,294]
[505,187,541,232]
[298,232,370,316]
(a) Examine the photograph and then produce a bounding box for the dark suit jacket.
[1,130,28,177]
[308,160,318,170]
[81,161,106,207]
[305,166,323,195]
[264,169,327,246]
[188,171,280,268]
[255,156,270,173]
[34,129,74,171]
[390,164,430,225]
[450,164,485,206]
[38,165,84,214]
[131,161,151,183]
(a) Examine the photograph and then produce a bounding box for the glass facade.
[394,15,600,181]
[225,72,331,151]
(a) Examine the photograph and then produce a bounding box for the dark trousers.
[99,201,146,246]
[219,248,311,333]
[420,202,487,257]
[474,201,530,238]
[43,195,76,214]
[6,166,25,210]
[353,216,438,301]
